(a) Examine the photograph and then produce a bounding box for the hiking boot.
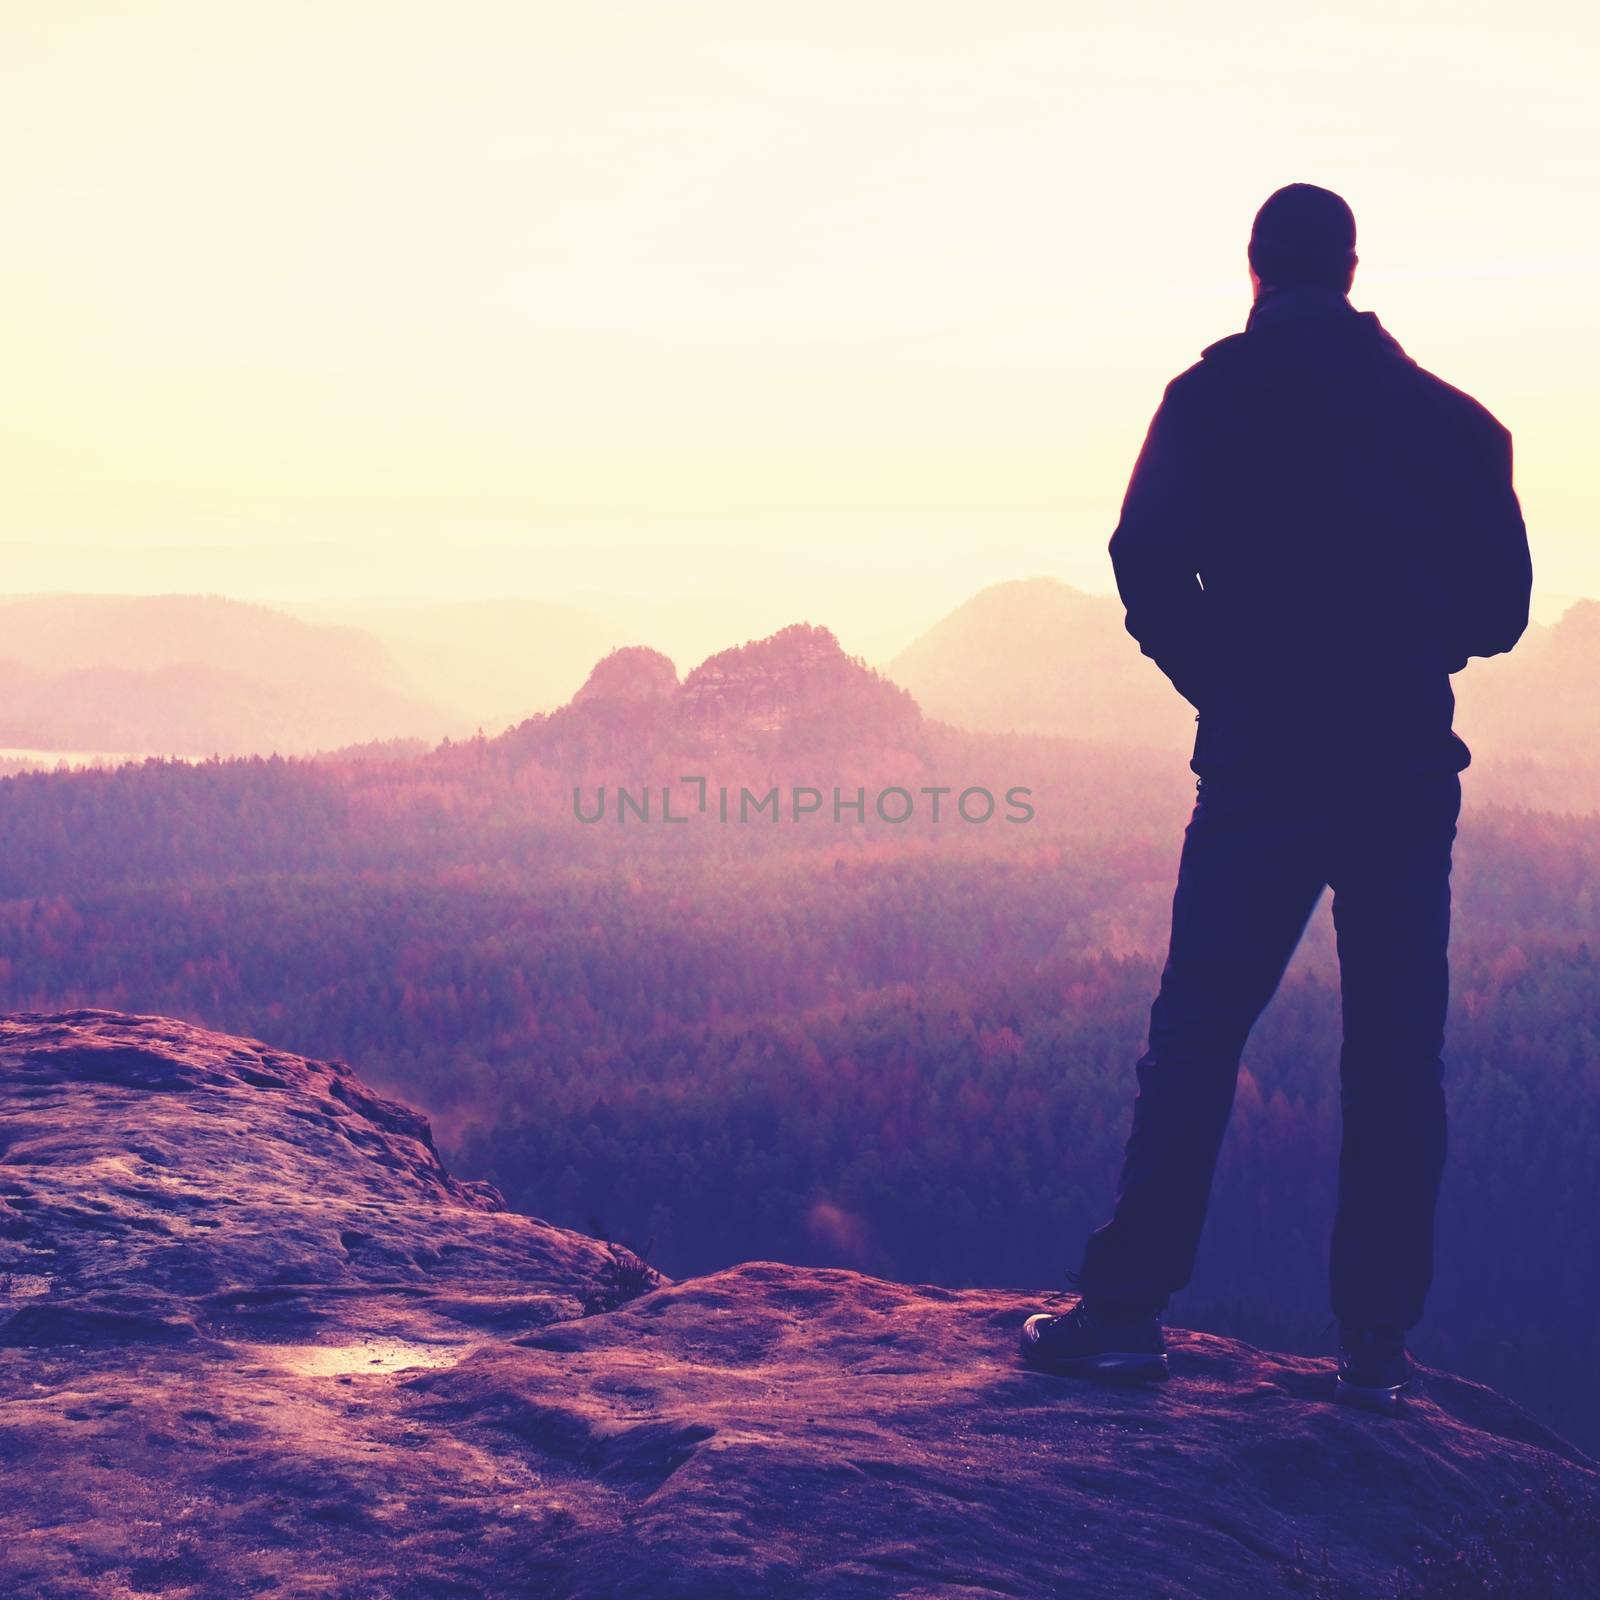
[1020,1300,1168,1382]
[1336,1327,1413,1411]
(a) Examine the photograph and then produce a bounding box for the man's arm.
[1108,380,1215,710]
[1448,418,1531,665]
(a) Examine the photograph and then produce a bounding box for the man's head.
[1248,184,1357,297]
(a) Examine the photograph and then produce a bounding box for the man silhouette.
[1021,184,1532,1404]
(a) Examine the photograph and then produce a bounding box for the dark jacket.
[1109,287,1532,779]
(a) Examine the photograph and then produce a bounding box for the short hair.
[1248,184,1357,291]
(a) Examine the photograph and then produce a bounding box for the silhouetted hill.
[680,623,921,752]
[493,623,926,774]
[0,595,460,757]
[886,579,1196,750]
[571,644,680,707]
[4,1011,1593,1599]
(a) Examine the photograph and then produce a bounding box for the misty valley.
[0,603,1594,1460]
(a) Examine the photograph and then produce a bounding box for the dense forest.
[0,636,1595,1448]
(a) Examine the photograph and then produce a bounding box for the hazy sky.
[3,2,1596,656]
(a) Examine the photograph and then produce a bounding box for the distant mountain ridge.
[886,578,1196,750]
[0,594,460,758]
[5,582,1590,807]
[0,593,387,679]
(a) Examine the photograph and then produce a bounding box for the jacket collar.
[1215,288,1412,365]
[1245,285,1357,333]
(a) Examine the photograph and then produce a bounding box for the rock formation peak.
[572,645,680,707]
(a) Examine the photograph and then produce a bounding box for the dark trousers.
[1079,768,1461,1332]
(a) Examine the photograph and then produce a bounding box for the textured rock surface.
[2,1012,1593,1600]
[0,1011,615,1349]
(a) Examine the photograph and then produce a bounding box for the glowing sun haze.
[3,1,1595,657]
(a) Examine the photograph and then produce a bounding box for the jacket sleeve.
[1108,381,1215,710]
[1448,419,1531,664]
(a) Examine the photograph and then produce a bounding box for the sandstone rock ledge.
[0,1012,1591,1600]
